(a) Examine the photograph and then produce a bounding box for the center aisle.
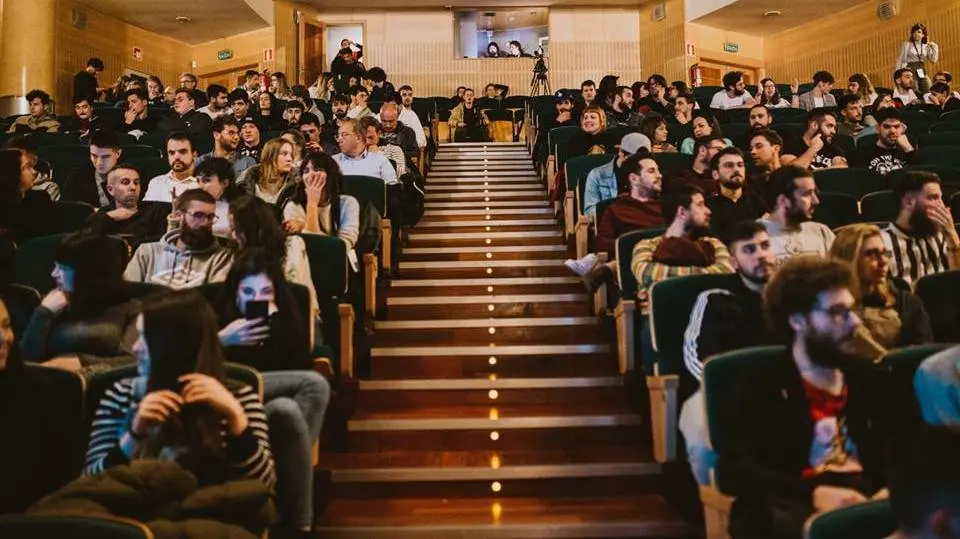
[316,142,693,538]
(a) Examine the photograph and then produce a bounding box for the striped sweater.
[630,236,734,315]
[84,378,276,488]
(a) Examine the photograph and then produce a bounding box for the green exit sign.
[217,49,234,61]
[723,42,739,53]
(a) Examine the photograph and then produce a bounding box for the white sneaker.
[564,253,598,276]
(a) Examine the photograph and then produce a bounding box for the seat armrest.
[363,253,378,317]
[338,304,355,378]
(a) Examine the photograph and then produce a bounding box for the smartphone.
[245,300,269,320]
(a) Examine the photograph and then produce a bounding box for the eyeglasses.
[862,248,892,260]
[812,305,858,323]
[186,211,218,222]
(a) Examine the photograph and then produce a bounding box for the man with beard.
[759,166,835,265]
[782,109,847,171]
[893,68,920,106]
[195,116,257,178]
[237,117,263,162]
[396,85,428,149]
[123,189,233,289]
[630,184,733,316]
[736,104,779,151]
[638,75,671,115]
[667,135,727,195]
[710,71,756,111]
[882,171,960,286]
[836,94,869,139]
[798,71,838,111]
[706,147,766,237]
[84,164,169,246]
[61,98,105,141]
[324,94,352,146]
[143,132,200,203]
[63,130,122,207]
[580,133,651,220]
[298,113,338,155]
[680,220,778,484]
[850,108,916,176]
[609,86,635,124]
[719,255,891,539]
[595,149,665,257]
[747,129,785,202]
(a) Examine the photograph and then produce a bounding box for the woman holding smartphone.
[896,23,939,94]
[215,248,330,539]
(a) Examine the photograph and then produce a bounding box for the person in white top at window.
[896,23,939,95]
[142,132,199,203]
[709,71,756,111]
[893,68,920,106]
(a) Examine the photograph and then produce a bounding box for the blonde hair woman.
[831,223,933,359]
[238,138,300,207]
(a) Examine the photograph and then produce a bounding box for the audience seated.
[640,116,677,153]
[121,88,160,136]
[670,134,726,195]
[849,108,915,175]
[238,116,264,161]
[376,102,420,164]
[756,77,799,109]
[630,184,733,315]
[63,130,122,207]
[0,148,55,244]
[83,289,276,487]
[214,249,329,538]
[229,89,252,121]
[359,116,407,176]
[719,256,892,539]
[595,150,665,257]
[0,296,85,514]
[61,97,105,141]
[746,129,785,202]
[893,68,920,106]
[143,132,201,203]
[6,89,60,134]
[582,133,651,218]
[782,109,847,170]
[914,346,960,427]
[836,94,869,139]
[707,147,766,237]
[20,232,139,376]
[710,71,756,111]
[255,92,286,132]
[928,81,960,113]
[680,220,777,484]
[124,189,234,289]
[830,224,933,359]
[672,92,695,125]
[887,426,960,539]
[449,88,488,142]
[84,163,170,245]
[332,118,398,185]
[195,158,242,238]
[299,112,339,156]
[395,85,428,149]
[5,134,59,201]
[159,88,213,139]
[238,138,301,207]
[197,84,231,120]
[679,112,731,155]
[846,73,879,108]
[760,166,835,265]
[798,71,838,111]
[196,116,257,178]
[881,171,960,286]
[346,85,373,120]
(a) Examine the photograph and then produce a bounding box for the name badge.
[917,67,927,79]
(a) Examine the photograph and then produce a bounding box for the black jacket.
[717,351,891,520]
[380,121,420,162]
[158,109,213,139]
[84,202,171,248]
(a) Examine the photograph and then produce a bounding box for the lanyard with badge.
[913,42,927,79]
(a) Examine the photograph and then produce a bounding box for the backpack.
[355,200,383,256]
[398,171,425,226]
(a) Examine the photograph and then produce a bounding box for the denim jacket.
[583,158,618,218]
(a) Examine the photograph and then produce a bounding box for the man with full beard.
[706,147,766,237]
[709,71,756,111]
[718,255,892,539]
[679,220,778,484]
[323,94,351,147]
[782,109,847,171]
[630,183,734,316]
[124,189,234,289]
[882,171,960,286]
[759,166,835,265]
[143,132,199,203]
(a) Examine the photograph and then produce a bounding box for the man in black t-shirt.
[850,108,915,176]
[782,108,846,171]
[73,58,103,104]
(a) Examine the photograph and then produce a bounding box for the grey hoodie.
[124,229,234,290]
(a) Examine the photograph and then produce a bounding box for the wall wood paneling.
[639,0,688,84]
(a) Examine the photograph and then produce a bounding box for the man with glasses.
[718,255,892,539]
[143,132,200,203]
[332,118,397,185]
[124,189,233,289]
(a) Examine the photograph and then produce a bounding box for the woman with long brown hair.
[238,138,300,208]
[830,223,933,359]
[84,289,276,488]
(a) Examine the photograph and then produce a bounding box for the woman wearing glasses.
[831,223,933,360]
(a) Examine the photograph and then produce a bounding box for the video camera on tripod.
[530,46,550,96]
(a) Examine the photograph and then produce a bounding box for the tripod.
[529,57,551,96]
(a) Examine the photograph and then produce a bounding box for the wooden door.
[300,21,325,86]
[701,60,757,87]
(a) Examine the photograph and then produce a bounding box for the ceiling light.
[763,10,781,17]
[175,16,192,23]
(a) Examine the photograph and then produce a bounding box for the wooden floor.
[315,142,695,538]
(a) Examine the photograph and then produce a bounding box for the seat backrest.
[547,125,581,157]
[881,343,952,432]
[14,233,66,294]
[812,191,858,229]
[342,175,387,217]
[649,273,742,376]
[805,500,897,539]
[653,153,694,176]
[595,198,616,227]
[299,233,349,298]
[36,145,91,187]
[614,228,665,300]
[703,345,786,491]
[859,190,898,223]
[0,283,41,337]
[52,201,95,234]
[566,153,613,198]
[888,165,960,187]
[918,147,960,167]
[119,144,162,161]
[129,157,169,188]
[813,168,886,199]
[914,270,960,343]
[0,514,151,539]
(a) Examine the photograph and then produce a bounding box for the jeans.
[263,370,331,529]
[678,388,715,485]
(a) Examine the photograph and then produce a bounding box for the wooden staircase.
[316,142,694,538]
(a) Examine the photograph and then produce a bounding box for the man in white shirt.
[710,71,756,111]
[393,85,427,148]
[197,85,231,120]
[143,132,200,202]
[332,118,397,185]
[894,69,920,106]
[758,165,835,265]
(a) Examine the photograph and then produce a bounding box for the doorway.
[300,21,325,87]
[199,65,258,92]
[699,60,757,88]
[325,24,364,72]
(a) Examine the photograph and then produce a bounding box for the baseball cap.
[239,116,259,129]
[554,90,575,103]
[620,133,651,154]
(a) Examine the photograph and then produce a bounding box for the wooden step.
[356,382,621,409]
[424,200,550,208]
[388,280,585,296]
[316,496,692,538]
[385,298,592,319]
[370,352,616,380]
[373,322,607,347]
[429,171,538,178]
[403,236,563,249]
[423,208,553,216]
[424,190,544,200]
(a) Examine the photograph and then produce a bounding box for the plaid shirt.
[630,235,734,314]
